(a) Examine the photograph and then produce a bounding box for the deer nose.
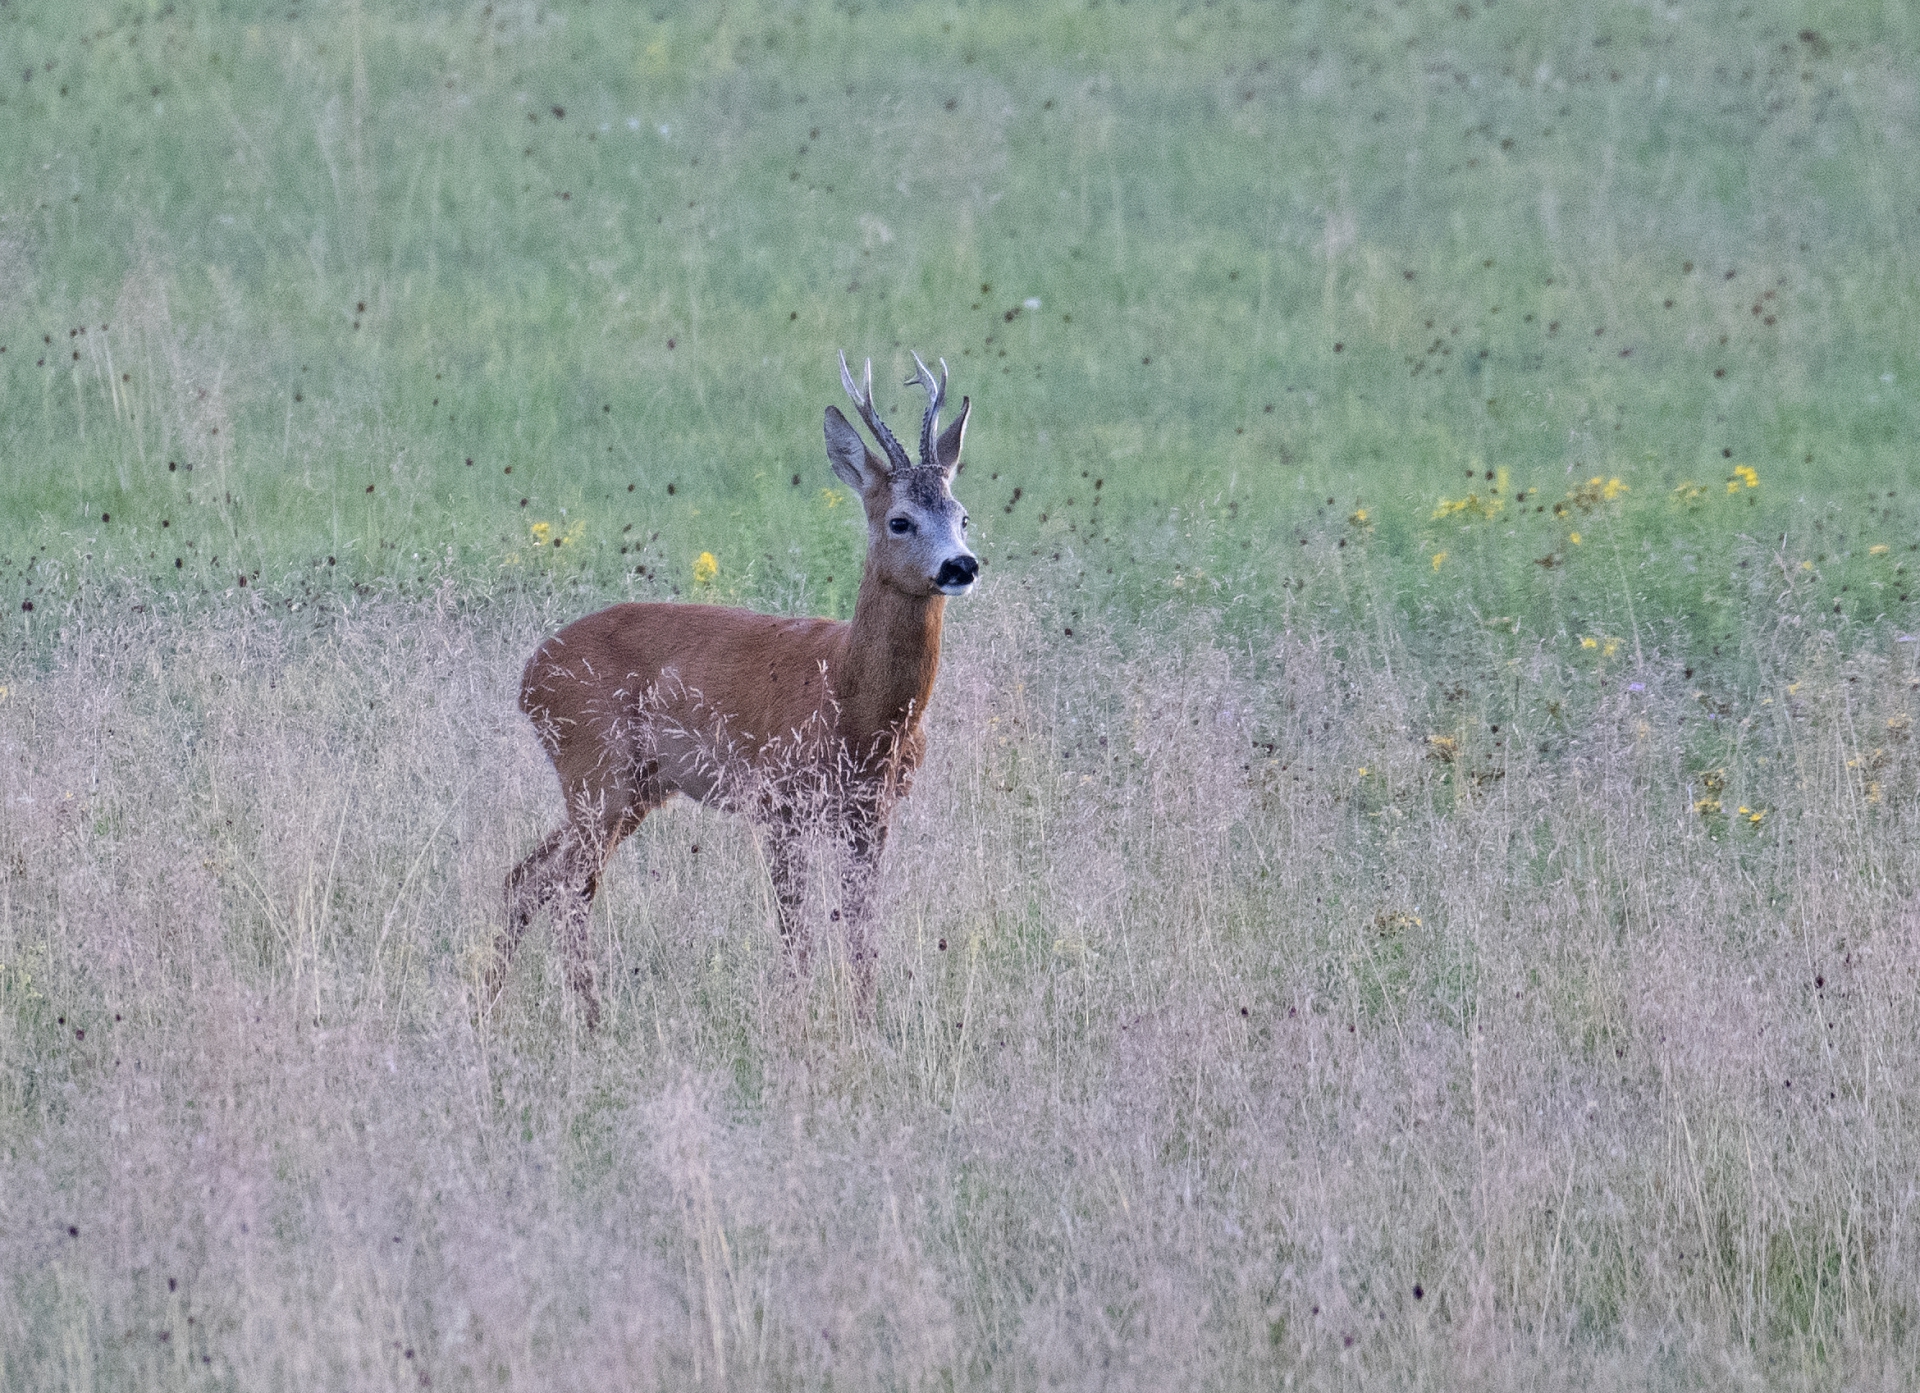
[935,555,979,591]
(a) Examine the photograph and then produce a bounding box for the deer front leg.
[839,813,891,1014]
[760,820,809,977]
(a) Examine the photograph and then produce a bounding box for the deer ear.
[934,396,970,477]
[824,406,884,489]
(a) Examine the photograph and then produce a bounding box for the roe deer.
[492,352,977,1027]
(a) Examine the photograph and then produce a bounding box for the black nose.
[935,555,979,589]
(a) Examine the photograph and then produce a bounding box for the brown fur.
[491,358,975,1027]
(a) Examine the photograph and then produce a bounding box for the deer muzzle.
[934,554,979,595]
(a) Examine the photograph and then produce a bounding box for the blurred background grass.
[1,0,1915,668]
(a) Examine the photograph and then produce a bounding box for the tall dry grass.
[1,579,1918,1390]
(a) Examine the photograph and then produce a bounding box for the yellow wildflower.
[1431,551,1448,570]
[692,551,718,585]
[1432,494,1502,521]
[1562,475,1629,511]
[1357,766,1369,777]
[821,488,846,509]
[1869,544,1890,556]
[1349,507,1370,526]
[1602,637,1621,657]
[529,519,584,549]
[1581,636,1598,649]
[1569,531,1583,545]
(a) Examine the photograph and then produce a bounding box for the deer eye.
[888,516,913,535]
[960,514,970,532]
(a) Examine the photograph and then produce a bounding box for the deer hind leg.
[553,782,662,1031]
[492,828,570,1009]
[551,842,604,1032]
[495,776,659,1030]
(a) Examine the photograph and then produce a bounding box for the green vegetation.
[3,1,1919,1388]
[2,0,1914,656]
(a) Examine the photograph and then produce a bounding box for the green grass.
[4,1,1920,1388]
[2,0,1916,662]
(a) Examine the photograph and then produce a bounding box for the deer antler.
[908,351,948,470]
[838,351,913,475]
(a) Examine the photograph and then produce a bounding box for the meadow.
[2,0,1919,1387]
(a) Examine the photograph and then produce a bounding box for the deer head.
[824,351,978,597]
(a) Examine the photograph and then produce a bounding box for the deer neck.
[835,562,945,754]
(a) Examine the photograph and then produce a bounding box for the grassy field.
[2,0,1920,1387]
